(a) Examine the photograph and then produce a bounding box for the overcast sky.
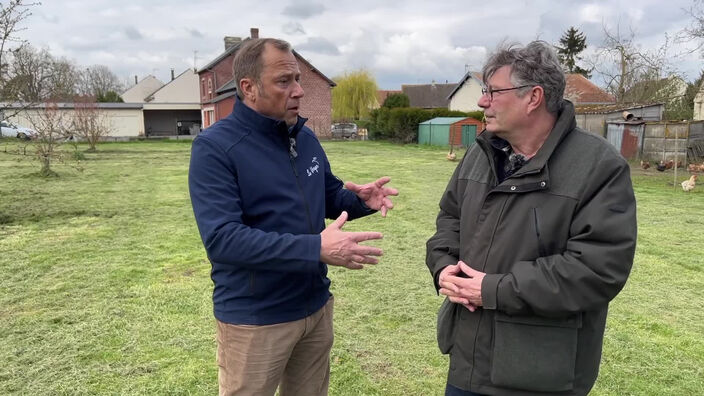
[15,0,704,90]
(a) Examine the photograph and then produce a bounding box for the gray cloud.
[295,37,340,55]
[283,22,306,35]
[282,2,325,19]
[189,29,204,38]
[18,0,700,91]
[124,26,142,40]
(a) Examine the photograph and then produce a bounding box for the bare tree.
[0,0,40,119]
[683,0,704,52]
[1,44,81,102]
[71,99,114,151]
[26,101,72,176]
[3,44,54,101]
[589,23,680,104]
[78,65,124,100]
[47,56,80,101]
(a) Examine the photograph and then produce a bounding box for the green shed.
[418,117,465,146]
[418,117,483,146]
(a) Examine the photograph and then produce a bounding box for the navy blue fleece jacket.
[188,98,373,325]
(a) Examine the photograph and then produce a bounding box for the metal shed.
[418,117,482,146]
[606,121,645,159]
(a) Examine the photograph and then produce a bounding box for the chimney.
[134,75,138,85]
[224,36,242,50]
[250,27,259,39]
[171,68,175,81]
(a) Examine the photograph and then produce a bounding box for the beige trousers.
[216,297,334,396]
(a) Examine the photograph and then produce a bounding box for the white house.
[121,75,164,103]
[141,69,201,136]
[1,102,145,138]
[1,69,201,138]
[694,81,704,121]
[447,71,484,112]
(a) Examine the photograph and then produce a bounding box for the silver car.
[1,121,36,140]
[331,123,358,139]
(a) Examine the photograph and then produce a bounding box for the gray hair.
[482,40,565,114]
[232,38,292,100]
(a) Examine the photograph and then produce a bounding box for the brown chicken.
[681,174,698,192]
[688,163,704,173]
[640,160,650,170]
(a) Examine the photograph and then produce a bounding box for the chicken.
[665,160,675,170]
[656,161,667,172]
[681,174,698,192]
[688,163,704,173]
[446,151,457,161]
[640,160,650,170]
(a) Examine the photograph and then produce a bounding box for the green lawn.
[1,140,702,395]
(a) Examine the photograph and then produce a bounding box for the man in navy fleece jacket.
[188,38,398,396]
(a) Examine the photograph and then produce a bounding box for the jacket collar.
[231,96,308,138]
[477,99,577,177]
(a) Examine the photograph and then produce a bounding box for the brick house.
[198,28,336,137]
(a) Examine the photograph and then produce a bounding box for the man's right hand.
[439,263,478,312]
[320,211,383,269]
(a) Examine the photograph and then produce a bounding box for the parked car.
[1,121,36,140]
[331,123,358,139]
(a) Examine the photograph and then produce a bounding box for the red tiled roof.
[565,74,614,104]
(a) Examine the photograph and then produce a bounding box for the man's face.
[250,45,304,126]
[477,65,528,137]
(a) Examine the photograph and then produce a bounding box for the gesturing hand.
[344,176,399,217]
[320,211,384,269]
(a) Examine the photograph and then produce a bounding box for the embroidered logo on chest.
[306,157,320,177]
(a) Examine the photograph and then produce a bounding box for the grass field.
[1,139,702,395]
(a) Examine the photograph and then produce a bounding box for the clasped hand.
[438,261,485,312]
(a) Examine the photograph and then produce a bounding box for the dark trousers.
[445,383,488,396]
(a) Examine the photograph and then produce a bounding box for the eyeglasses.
[481,85,533,101]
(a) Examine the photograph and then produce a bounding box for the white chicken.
[681,174,698,192]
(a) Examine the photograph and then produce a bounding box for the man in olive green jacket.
[426,41,637,396]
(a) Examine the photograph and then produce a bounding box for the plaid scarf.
[490,137,529,182]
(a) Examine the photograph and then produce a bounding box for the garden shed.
[418,117,483,147]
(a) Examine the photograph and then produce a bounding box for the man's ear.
[525,85,544,114]
[239,78,257,103]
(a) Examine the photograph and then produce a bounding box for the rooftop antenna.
[465,63,469,73]
[193,50,199,71]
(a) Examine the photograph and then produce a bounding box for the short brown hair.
[232,38,291,100]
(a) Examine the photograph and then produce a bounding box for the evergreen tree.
[556,27,590,78]
[382,93,409,109]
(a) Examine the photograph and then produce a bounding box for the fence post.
[674,125,678,189]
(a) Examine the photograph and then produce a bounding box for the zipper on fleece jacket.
[288,139,317,317]
[289,150,315,234]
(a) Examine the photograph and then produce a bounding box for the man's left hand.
[345,176,399,217]
[439,261,486,309]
